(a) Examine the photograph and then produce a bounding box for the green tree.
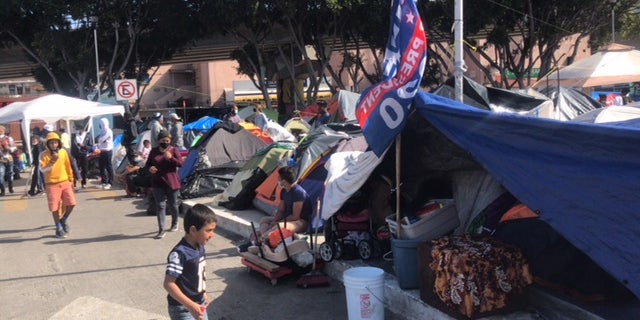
[421,0,638,89]
[199,0,279,108]
[0,0,203,114]
[199,0,393,107]
[334,0,390,88]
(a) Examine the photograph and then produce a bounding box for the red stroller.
[318,207,389,262]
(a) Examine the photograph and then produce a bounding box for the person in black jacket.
[28,135,45,196]
[122,111,139,164]
[70,124,94,188]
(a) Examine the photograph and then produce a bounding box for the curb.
[181,198,605,320]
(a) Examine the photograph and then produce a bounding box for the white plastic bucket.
[343,267,385,320]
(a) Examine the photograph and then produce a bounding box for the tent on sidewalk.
[543,43,640,88]
[0,94,124,162]
[434,76,554,117]
[320,90,640,302]
[538,86,603,120]
[262,121,297,143]
[412,91,640,300]
[571,103,640,123]
[238,122,275,145]
[294,126,353,176]
[182,116,220,147]
[215,142,296,210]
[413,92,640,298]
[252,169,284,215]
[179,122,270,199]
[252,134,368,226]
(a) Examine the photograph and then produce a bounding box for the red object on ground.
[240,258,293,285]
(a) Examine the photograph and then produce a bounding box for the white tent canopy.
[0,94,124,162]
[544,43,640,88]
[572,104,640,123]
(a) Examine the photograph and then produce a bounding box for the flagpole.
[454,0,464,102]
[395,135,402,239]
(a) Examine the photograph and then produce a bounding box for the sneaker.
[154,231,166,239]
[29,190,43,197]
[61,221,70,234]
[104,184,111,190]
[169,224,179,232]
[101,183,106,189]
[55,229,67,238]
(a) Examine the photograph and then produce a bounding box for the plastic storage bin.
[386,199,459,241]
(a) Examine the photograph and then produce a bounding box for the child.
[40,132,76,238]
[141,139,151,162]
[0,140,13,196]
[163,204,217,320]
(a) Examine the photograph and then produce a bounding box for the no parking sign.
[115,79,138,101]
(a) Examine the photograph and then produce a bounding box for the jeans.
[152,187,179,231]
[168,304,208,320]
[98,150,113,185]
[0,164,5,191]
[29,165,44,193]
[74,155,89,185]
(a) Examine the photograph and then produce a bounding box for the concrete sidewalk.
[181,197,605,320]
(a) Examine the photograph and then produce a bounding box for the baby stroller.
[318,194,390,262]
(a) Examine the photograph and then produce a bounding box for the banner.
[355,0,427,156]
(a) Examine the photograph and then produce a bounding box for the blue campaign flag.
[355,0,427,156]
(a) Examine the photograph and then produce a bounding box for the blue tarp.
[414,91,640,298]
[183,116,220,148]
[183,116,219,132]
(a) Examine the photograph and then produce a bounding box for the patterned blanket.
[429,235,532,318]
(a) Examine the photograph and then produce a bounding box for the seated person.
[257,166,312,240]
[116,153,148,197]
[310,101,330,129]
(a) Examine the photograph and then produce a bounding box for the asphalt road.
[0,179,402,320]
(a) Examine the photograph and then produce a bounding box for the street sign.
[115,79,138,101]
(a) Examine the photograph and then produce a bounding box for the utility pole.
[90,16,100,101]
[609,0,617,43]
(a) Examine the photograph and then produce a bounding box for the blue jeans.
[0,164,5,190]
[152,187,179,231]
[168,304,208,320]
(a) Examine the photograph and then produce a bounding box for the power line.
[483,0,574,35]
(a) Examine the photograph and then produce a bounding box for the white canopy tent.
[0,94,124,162]
[572,103,640,123]
[544,43,640,88]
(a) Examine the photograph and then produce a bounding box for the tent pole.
[395,135,402,239]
